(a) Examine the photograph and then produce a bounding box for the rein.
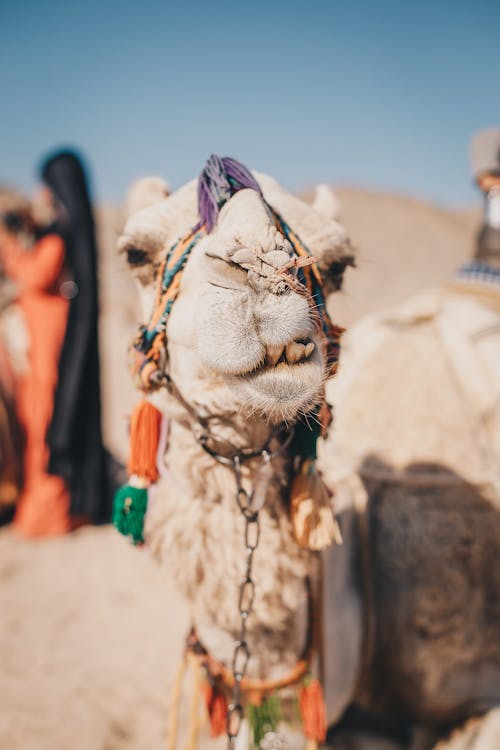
[197,423,295,466]
[155,369,296,468]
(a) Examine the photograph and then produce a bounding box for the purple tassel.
[197,154,262,232]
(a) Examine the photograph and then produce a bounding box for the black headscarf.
[41,149,115,521]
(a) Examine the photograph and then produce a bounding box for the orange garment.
[0,340,22,506]
[1,233,71,536]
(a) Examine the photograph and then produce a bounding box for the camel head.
[119,156,354,426]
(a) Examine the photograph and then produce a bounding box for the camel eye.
[326,261,348,289]
[126,247,150,267]
[329,261,346,276]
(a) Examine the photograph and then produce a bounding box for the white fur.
[311,184,342,222]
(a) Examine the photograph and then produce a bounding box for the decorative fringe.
[202,681,227,737]
[127,398,162,483]
[291,459,342,551]
[198,154,263,232]
[298,678,327,743]
[185,653,204,750]
[112,485,148,545]
[167,653,205,750]
[247,693,283,748]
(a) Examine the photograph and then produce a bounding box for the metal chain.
[226,450,270,748]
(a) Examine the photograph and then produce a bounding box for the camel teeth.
[304,342,315,358]
[286,341,306,364]
[266,344,285,366]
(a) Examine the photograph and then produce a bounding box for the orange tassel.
[202,681,228,737]
[127,399,162,483]
[299,678,327,742]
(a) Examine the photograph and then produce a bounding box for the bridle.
[130,203,342,397]
[154,369,295,465]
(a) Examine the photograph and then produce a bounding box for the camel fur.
[322,279,500,749]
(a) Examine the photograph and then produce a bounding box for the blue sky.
[1,0,499,207]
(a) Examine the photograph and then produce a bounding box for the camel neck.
[151,416,311,680]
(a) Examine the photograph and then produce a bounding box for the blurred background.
[1,0,499,748]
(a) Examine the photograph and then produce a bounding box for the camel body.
[321,283,500,748]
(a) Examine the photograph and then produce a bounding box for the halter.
[129,157,343,395]
[130,225,206,389]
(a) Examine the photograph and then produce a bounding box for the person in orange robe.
[0,222,71,535]
[0,150,118,537]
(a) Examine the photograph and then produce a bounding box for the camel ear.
[316,243,356,295]
[119,178,199,278]
[125,176,170,220]
[311,184,342,222]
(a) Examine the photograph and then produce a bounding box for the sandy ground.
[0,187,483,749]
[0,526,190,750]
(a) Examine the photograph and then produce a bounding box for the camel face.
[177,190,325,423]
[120,174,352,424]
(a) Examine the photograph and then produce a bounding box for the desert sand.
[0,188,481,749]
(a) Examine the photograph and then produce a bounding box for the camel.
[320,260,500,749]
[117,157,500,750]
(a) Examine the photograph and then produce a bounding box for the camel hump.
[323,285,500,497]
[435,291,500,495]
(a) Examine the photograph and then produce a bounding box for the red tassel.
[127,399,162,483]
[202,681,228,737]
[298,678,327,742]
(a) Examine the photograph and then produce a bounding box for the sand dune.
[326,187,479,325]
[0,188,483,749]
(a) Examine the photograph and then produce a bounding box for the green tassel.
[291,412,321,461]
[247,694,283,748]
[112,484,148,545]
